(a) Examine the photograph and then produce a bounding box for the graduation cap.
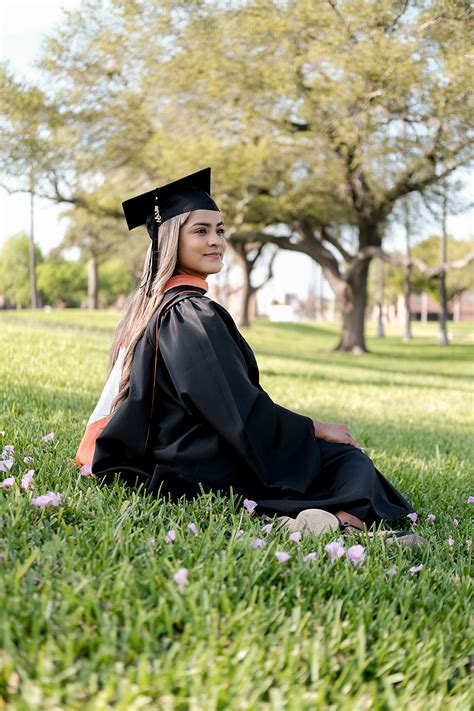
[122,167,220,295]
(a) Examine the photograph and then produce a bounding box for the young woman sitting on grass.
[76,167,426,547]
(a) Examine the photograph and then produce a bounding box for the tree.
[37,258,86,307]
[0,233,43,308]
[21,0,473,351]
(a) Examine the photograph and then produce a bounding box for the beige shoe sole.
[277,509,340,536]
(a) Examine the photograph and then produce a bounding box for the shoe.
[386,531,429,548]
[277,509,340,536]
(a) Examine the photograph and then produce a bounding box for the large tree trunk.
[87,254,98,310]
[333,260,371,353]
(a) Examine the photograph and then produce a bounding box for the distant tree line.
[0,0,472,350]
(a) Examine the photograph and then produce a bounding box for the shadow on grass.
[255,348,472,382]
[259,367,473,393]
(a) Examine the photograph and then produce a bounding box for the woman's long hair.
[109,210,192,413]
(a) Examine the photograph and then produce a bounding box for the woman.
[76,168,424,544]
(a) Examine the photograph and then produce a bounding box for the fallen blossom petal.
[243,498,257,513]
[234,529,244,540]
[467,496,474,504]
[261,523,273,534]
[386,565,398,577]
[23,456,33,464]
[251,538,264,549]
[187,522,198,535]
[325,541,345,562]
[452,519,459,527]
[165,529,176,544]
[147,536,156,545]
[79,464,93,477]
[0,458,14,473]
[407,512,418,524]
[42,432,55,443]
[303,552,317,562]
[447,538,455,546]
[47,491,61,506]
[275,550,291,563]
[174,567,188,592]
[3,445,14,455]
[426,513,436,522]
[21,470,34,490]
[0,431,5,436]
[466,539,471,549]
[1,476,15,489]
[289,531,302,543]
[346,544,365,567]
[409,564,424,574]
[32,491,61,508]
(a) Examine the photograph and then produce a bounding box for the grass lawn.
[0,310,472,710]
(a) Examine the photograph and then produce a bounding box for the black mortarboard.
[122,167,220,295]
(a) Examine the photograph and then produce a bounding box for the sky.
[1,0,472,307]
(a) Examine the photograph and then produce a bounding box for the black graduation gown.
[92,286,416,524]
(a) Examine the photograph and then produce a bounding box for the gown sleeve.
[157,296,321,494]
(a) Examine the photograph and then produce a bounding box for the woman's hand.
[313,420,362,449]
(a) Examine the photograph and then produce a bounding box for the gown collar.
[163,274,208,293]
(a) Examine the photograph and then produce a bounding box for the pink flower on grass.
[452,519,459,527]
[32,491,61,508]
[165,529,176,544]
[2,476,15,489]
[325,541,345,562]
[3,445,14,455]
[289,531,302,543]
[407,513,418,525]
[243,498,257,513]
[41,432,55,443]
[251,538,264,549]
[187,523,198,535]
[147,536,156,546]
[23,456,33,464]
[79,465,93,477]
[409,564,424,574]
[174,567,188,592]
[275,551,291,563]
[346,544,365,567]
[427,513,436,523]
[0,430,5,436]
[386,565,398,577]
[303,552,317,562]
[467,496,474,504]
[447,538,455,546]
[21,470,34,491]
[261,523,273,534]
[466,539,472,550]
[0,458,14,473]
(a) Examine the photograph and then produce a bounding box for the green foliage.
[36,258,87,307]
[410,235,474,303]
[0,232,43,308]
[0,312,472,708]
[98,259,133,306]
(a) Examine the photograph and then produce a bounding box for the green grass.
[0,310,473,710]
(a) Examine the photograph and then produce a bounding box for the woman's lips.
[204,253,221,259]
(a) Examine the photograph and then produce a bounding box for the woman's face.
[175,209,227,279]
